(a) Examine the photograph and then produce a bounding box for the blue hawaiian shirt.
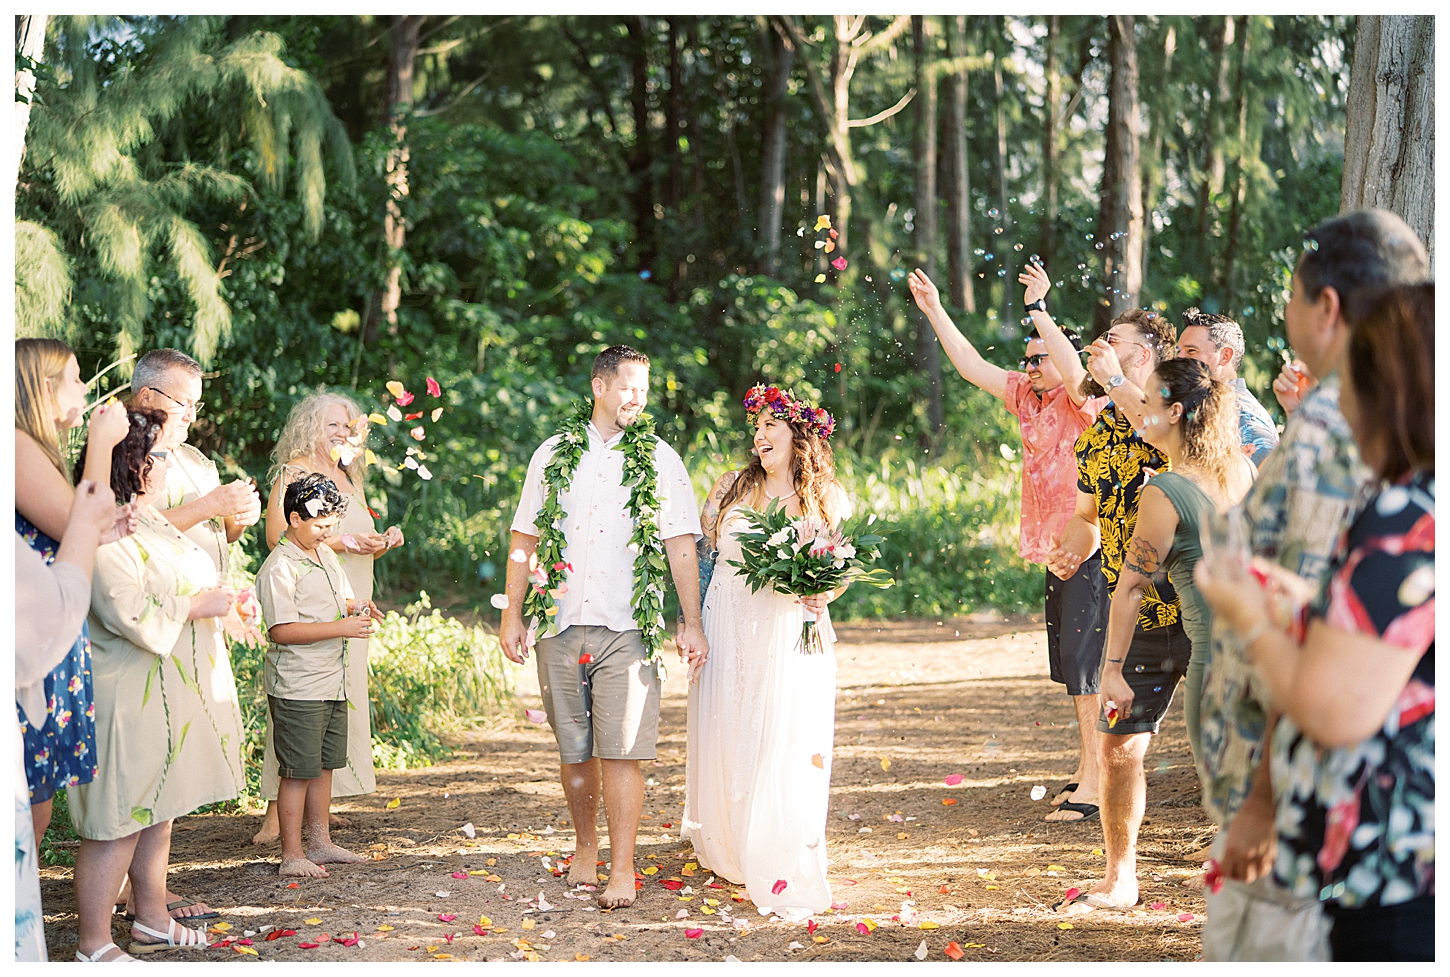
[1234,378,1280,467]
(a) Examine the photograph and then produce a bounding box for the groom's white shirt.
[512,421,700,633]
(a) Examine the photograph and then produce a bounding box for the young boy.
[254,473,381,877]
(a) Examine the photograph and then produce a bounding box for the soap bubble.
[1013,243,1024,252]
[997,269,1007,277]
[984,253,994,261]
[890,268,906,281]
[639,269,652,280]
[1094,242,1105,250]
[988,207,1001,219]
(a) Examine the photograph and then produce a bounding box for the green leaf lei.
[522,399,669,666]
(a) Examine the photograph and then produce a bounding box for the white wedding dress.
[683,508,838,920]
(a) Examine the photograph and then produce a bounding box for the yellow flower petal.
[386,797,401,809]
[369,413,389,425]
[386,381,406,399]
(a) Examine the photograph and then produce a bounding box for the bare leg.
[1068,730,1151,912]
[30,796,53,862]
[115,874,215,919]
[1046,695,1104,820]
[561,759,601,887]
[278,777,326,877]
[77,835,143,959]
[305,770,365,865]
[597,758,643,908]
[128,821,194,943]
[252,799,280,845]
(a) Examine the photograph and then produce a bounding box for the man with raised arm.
[909,264,1108,823]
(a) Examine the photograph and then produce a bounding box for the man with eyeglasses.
[908,263,1109,825]
[132,348,262,576]
[1175,310,1279,466]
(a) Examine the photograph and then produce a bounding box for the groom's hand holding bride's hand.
[675,623,709,681]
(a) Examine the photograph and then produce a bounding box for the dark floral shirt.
[1271,471,1435,908]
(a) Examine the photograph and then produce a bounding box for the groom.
[499,345,708,908]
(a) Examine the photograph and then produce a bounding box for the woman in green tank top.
[1099,359,1256,761]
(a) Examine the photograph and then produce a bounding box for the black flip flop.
[1049,782,1080,806]
[1046,800,1099,822]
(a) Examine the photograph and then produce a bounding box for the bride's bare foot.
[597,874,637,909]
[306,841,366,865]
[568,847,599,887]
[252,803,280,846]
[280,857,327,878]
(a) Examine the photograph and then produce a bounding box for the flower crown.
[742,384,835,439]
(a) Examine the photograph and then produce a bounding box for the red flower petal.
[426,377,441,398]
[685,928,703,939]
[807,920,818,935]
[662,880,684,891]
[299,942,320,949]
[405,412,424,421]
[578,653,594,665]
[772,879,787,895]
[396,390,415,407]
[438,914,457,922]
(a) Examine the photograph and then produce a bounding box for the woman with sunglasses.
[13,339,134,858]
[68,408,244,960]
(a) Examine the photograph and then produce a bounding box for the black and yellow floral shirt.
[1075,402,1180,630]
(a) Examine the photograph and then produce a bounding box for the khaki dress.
[69,507,245,840]
[260,467,377,799]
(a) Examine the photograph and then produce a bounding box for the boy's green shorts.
[268,696,349,780]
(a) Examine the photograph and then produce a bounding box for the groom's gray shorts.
[535,626,661,764]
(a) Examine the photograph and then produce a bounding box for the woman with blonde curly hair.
[250,391,404,845]
[1100,357,1256,764]
[684,384,851,921]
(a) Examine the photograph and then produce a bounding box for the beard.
[615,405,642,427]
[1080,372,1109,400]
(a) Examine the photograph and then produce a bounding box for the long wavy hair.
[718,416,845,525]
[15,338,76,483]
[1152,358,1239,492]
[1343,281,1434,481]
[268,390,367,491]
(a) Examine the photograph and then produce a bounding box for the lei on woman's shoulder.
[522,400,669,667]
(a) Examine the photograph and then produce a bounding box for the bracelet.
[1237,619,1276,651]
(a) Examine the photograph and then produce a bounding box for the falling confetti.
[432,407,444,422]
[814,215,832,231]
[426,377,441,397]
[834,363,842,373]
[814,274,827,283]
[490,593,510,610]
[831,257,847,271]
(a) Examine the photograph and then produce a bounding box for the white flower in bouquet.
[767,528,793,548]
[837,542,856,560]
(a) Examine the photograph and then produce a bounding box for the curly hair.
[15,338,75,482]
[283,472,347,524]
[1114,308,1178,367]
[718,416,845,526]
[268,390,367,490]
[1151,359,1239,492]
[1343,282,1434,481]
[72,407,168,500]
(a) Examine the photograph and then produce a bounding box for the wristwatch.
[1107,374,1127,390]
[1024,299,1047,314]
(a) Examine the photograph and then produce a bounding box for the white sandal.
[128,917,210,953]
[76,942,137,962]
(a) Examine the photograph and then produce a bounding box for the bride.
[684,384,851,921]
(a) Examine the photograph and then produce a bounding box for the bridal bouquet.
[728,499,893,654]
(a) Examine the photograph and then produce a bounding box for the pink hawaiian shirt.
[1003,372,1107,563]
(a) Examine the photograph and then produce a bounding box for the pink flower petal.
[426,377,441,397]
[1063,887,1081,902]
[438,914,457,922]
[396,390,415,407]
[685,928,703,939]
[1177,913,1195,923]
[944,774,964,786]
[772,879,788,895]
[1149,901,1166,911]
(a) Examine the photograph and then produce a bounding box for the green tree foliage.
[16,15,1357,625]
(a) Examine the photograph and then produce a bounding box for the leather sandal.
[1045,800,1100,822]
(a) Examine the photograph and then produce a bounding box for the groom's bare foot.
[306,841,366,865]
[1059,880,1140,915]
[597,874,637,909]
[280,857,327,878]
[568,846,599,887]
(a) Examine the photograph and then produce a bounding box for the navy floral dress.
[16,512,99,802]
[1270,471,1435,909]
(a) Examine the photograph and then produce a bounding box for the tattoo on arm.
[1123,537,1161,577]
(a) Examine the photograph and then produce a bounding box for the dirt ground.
[41,614,1218,963]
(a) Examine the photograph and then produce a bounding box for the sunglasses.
[1019,353,1052,369]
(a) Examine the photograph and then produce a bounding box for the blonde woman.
[13,339,131,850]
[684,384,851,921]
[250,392,404,845]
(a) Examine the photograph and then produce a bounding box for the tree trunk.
[1093,15,1143,336]
[757,22,794,276]
[1194,16,1233,244]
[1341,15,1435,269]
[1221,17,1252,306]
[1140,23,1175,293]
[992,20,1012,317]
[913,16,943,435]
[14,14,48,181]
[625,17,657,274]
[666,19,682,214]
[366,14,421,341]
[1039,15,1058,273]
[943,15,975,313]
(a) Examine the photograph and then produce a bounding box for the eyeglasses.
[1104,333,1152,352]
[145,386,203,417]
[1019,353,1052,369]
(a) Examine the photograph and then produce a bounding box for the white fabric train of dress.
[683,508,837,920]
